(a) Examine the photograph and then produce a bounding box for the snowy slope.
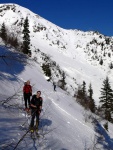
[0,46,113,150]
[1,4,113,105]
[0,3,113,150]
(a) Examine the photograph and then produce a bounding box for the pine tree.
[99,76,113,121]
[76,85,83,99]
[22,16,31,55]
[42,63,51,79]
[99,57,103,65]
[88,83,95,113]
[109,62,113,69]
[82,81,86,98]
[76,85,84,105]
[0,22,7,43]
[88,83,93,99]
[61,71,66,90]
[82,81,88,108]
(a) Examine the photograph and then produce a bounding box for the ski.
[30,132,40,139]
[30,132,36,139]
[30,128,40,139]
[35,131,40,138]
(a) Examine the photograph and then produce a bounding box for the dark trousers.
[30,109,39,129]
[54,85,56,91]
[24,93,30,108]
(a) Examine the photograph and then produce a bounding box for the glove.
[39,109,42,113]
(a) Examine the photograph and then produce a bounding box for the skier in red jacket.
[23,80,32,110]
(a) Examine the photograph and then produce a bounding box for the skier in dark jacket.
[30,91,43,132]
[23,80,32,110]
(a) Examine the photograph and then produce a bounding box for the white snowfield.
[0,3,113,150]
[0,47,113,150]
[0,4,113,106]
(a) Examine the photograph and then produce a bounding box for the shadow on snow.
[39,118,52,128]
[0,46,27,81]
[94,120,113,150]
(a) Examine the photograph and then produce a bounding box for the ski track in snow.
[46,93,96,135]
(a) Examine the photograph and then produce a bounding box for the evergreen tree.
[0,22,7,43]
[82,81,88,108]
[42,63,51,79]
[61,71,66,90]
[22,16,31,55]
[82,81,86,98]
[88,83,93,99]
[88,83,95,113]
[76,85,84,100]
[109,62,113,69]
[99,76,113,121]
[76,85,84,105]
[99,57,103,65]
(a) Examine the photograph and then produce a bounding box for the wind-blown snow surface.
[0,47,113,150]
[1,4,113,105]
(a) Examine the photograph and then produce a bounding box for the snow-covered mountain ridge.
[0,3,113,104]
[1,4,113,150]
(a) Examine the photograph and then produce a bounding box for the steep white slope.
[1,47,113,150]
[0,4,113,105]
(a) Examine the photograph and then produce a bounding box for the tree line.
[75,76,113,130]
[0,16,31,56]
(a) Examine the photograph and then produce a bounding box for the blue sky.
[1,0,113,36]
